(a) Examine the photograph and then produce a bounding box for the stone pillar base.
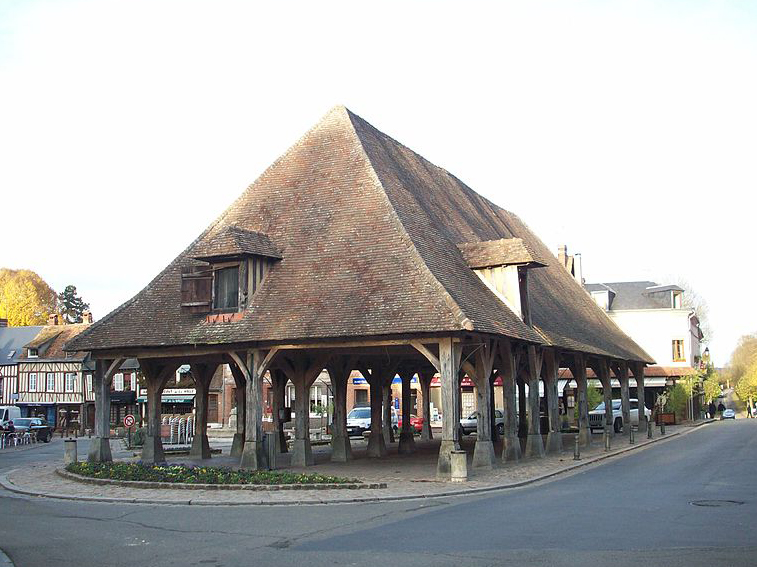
[290,438,313,467]
[637,416,648,433]
[367,431,387,458]
[230,433,245,458]
[578,427,592,447]
[525,434,545,458]
[330,434,353,462]
[87,437,111,463]
[545,431,563,454]
[240,440,267,470]
[141,435,166,465]
[450,450,468,483]
[189,433,211,460]
[398,431,416,454]
[502,435,522,463]
[436,439,461,478]
[472,439,495,469]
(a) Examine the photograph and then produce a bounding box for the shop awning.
[136,395,195,404]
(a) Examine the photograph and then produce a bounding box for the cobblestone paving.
[3,426,693,505]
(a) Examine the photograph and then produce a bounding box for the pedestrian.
[717,401,726,417]
[747,404,753,419]
[708,401,716,419]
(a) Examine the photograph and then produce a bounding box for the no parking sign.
[123,414,135,428]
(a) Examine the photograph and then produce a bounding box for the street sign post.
[124,414,135,447]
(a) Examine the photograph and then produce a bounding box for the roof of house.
[585,281,685,310]
[67,106,652,363]
[21,324,91,362]
[457,238,547,269]
[190,225,282,261]
[0,326,44,366]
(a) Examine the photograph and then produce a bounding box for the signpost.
[124,414,135,448]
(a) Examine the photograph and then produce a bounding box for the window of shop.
[113,373,124,392]
[355,389,368,407]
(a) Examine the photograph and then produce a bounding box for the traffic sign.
[123,414,136,428]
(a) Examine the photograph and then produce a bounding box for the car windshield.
[348,408,371,419]
[467,413,477,420]
[593,403,605,411]
[14,418,32,427]
[0,409,5,421]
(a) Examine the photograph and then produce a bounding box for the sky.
[1,0,755,366]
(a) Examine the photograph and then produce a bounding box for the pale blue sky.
[1,0,755,365]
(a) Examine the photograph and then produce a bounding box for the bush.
[132,427,146,447]
[666,384,689,421]
[65,462,357,485]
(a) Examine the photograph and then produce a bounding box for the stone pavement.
[0,423,709,506]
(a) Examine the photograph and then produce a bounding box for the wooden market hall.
[66,107,653,480]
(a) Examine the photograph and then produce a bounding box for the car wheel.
[496,423,504,436]
[614,418,622,433]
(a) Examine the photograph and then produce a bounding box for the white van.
[0,406,21,428]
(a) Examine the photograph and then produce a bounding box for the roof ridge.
[343,109,473,331]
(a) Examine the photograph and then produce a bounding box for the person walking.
[747,404,753,419]
[708,401,717,419]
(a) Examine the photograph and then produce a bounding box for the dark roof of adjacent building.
[67,106,652,363]
[0,326,44,366]
[585,281,685,310]
[21,324,91,362]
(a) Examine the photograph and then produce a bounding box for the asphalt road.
[0,420,755,567]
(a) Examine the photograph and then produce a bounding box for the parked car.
[721,408,736,420]
[397,414,424,433]
[589,398,651,433]
[346,406,398,437]
[0,405,21,429]
[10,417,53,442]
[459,409,505,436]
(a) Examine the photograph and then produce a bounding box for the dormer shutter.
[181,267,212,313]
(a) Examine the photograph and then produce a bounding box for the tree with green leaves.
[0,268,58,326]
[58,285,90,324]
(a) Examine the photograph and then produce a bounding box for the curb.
[0,426,695,507]
[55,468,386,491]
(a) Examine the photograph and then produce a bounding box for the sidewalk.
[0,423,708,506]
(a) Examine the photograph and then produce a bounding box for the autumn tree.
[726,334,757,410]
[0,269,58,326]
[58,285,90,323]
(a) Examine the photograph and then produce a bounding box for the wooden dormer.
[458,238,547,325]
[181,226,282,315]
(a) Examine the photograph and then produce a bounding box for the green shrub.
[666,384,689,421]
[132,427,145,447]
[65,462,357,485]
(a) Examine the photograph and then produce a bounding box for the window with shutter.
[181,267,213,313]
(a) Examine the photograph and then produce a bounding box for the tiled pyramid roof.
[67,106,652,363]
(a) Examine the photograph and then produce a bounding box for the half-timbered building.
[67,106,654,478]
[0,321,43,406]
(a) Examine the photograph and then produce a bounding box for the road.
[0,420,755,567]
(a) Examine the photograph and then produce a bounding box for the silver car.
[459,409,505,436]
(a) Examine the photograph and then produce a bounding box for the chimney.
[47,314,59,326]
[82,310,93,324]
[574,253,584,285]
[557,245,568,268]
[0,318,8,328]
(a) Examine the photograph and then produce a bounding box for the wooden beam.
[256,347,280,378]
[411,341,440,372]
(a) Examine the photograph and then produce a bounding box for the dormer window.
[182,225,282,316]
[28,348,38,358]
[672,291,682,309]
[213,266,239,310]
[458,238,547,325]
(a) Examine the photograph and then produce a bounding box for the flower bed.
[65,462,357,485]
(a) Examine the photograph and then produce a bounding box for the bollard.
[660,422,666,435]
[265,431,277,470]
[630,426,635,445]
[64,438,77,465]
[648,422,653,439]
[573,433,581,460]
[604,428,611,452]
[450,450,468,482]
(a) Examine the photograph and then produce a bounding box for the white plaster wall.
[607,309,695,366]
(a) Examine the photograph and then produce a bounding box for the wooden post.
[398,370,416,454]
[524,345,544,458]
[632,361,647,433]
[616,360,631,434]
[418,371,434,441]
[574,353,591,447]
[189,363,218,459]
[597,358,614,437]
[88,358,122,463]
[471,341,496,469]
[543,349,562,454]
[326,359,353,462]
[139,360,175,464]
[271,369,288,454]
[517,374,527,440]
[228,362,246,457]
[437,337,461,478]
[499,340,522,462]
[382,378,395,445]
[365,365,386,458]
